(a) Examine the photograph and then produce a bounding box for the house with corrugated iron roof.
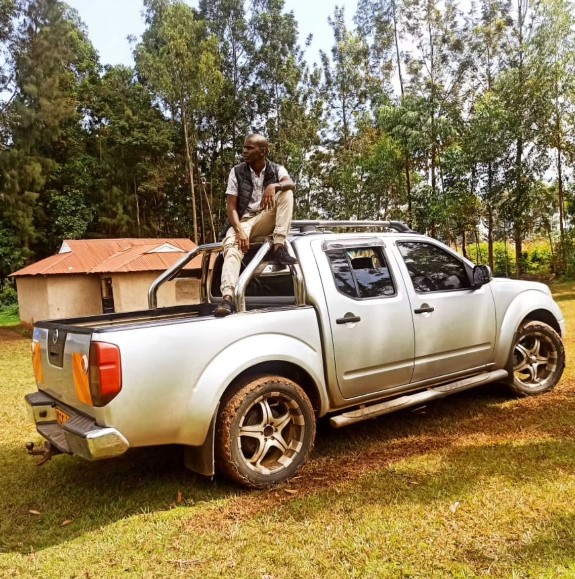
[11,239,201,324]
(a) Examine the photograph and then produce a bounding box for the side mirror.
[472,265,492,287]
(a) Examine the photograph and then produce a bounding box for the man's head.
[242,134,268,169]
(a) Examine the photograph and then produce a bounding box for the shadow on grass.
[0,443,241,553]
[1,382,573,556]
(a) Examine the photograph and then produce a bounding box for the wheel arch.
[224,362,322,416]
[494,291,563,368]
[181,334,327,478]
[521,308,562,336]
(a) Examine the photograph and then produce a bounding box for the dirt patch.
[0,327,27,341]
[183,379,575,532]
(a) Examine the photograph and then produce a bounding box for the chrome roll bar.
[148,242,221,309]
[148,239,305,312]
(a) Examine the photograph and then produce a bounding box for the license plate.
[56,408,70,426]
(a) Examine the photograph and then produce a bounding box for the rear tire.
[215,375,316,488]
[507,321,565,397]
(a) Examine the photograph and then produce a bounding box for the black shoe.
[214,299,234,317]
[273,244,297,266]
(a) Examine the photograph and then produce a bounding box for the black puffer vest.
[234,161,281,219]
[219,161,281,239]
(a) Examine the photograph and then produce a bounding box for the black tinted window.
[210,250,295,298]
[327,247,395,299]
[397,242,471,293]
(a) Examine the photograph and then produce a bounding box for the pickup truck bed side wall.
[94,306,326,447]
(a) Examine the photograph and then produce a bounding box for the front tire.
[508,321,565,396]
[215,375,316,488]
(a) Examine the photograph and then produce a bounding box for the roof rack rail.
[290,220,417,234]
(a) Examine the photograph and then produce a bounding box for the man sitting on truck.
[214,134,297,317]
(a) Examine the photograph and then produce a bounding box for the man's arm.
[261,176,296,210]
[226,195,250,253]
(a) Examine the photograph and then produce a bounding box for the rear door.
[312,238,415,399]
[393,240,497,383]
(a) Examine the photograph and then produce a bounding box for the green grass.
[0,304,20,327]
[1,284,575,578]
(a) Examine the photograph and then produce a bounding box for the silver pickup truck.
[25,221,566,488]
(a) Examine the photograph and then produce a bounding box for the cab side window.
[327,247,396,299]
[397,241,471,293]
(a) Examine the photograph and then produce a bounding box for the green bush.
[466,239,554,278]
[0,283,18,308]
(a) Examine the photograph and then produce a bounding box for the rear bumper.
[25,391,129,461]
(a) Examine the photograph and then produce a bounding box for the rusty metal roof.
[11,238,202,277]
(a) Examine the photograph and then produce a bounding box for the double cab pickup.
[25,221,566,487]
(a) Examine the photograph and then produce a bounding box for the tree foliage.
[2,0,575,282]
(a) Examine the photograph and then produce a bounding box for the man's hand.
[261,184,277,211]
[235,228,249,253]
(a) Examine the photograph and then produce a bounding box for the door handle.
[414,306,434,314]
[336,315,361,324]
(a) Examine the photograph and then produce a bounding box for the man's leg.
[250,190,297,265]
[271,189,294,246]
[216,218,253,317]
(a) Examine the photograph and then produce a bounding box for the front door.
[313,238,415,399]
[394,240,497,383]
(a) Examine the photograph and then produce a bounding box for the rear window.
[210,247,295,298]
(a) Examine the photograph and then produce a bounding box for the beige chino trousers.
[220,189,294,298]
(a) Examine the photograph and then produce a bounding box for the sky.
[64,0,357,67]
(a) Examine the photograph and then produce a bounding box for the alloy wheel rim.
[513,330,558,388]
[236,391,306,475]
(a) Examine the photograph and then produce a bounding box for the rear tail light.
[89,342,122,407]
[32,342,44,384]
[73,352,92,405]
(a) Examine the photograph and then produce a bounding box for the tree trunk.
[393,2,412,225]
[514,225,522,278]
[200,173,217,242]
[134,176,140,237]
[556,141,565,273]
[486,162,494,271]
[182,106,198,243]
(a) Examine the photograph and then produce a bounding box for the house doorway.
[101,277,115,313]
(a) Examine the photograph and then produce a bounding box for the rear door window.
[327,247,395,299]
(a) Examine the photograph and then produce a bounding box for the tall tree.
[465,0,511,269]
[199,0,253,190]
[355,0,414,216]
[533,0,575,272]
[84,65,178,238]
[0,0,98,262]
[402,0,469,237]
[249,0,323,207]
[497,0,549,276]
[315,7,375,219]
[136,0,223,243]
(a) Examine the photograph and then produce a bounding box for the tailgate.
[33,324,95,417]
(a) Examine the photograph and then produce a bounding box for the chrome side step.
[329,369,508,428]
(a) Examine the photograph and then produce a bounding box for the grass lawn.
[0,304,20,327]
[1,285,575,578]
